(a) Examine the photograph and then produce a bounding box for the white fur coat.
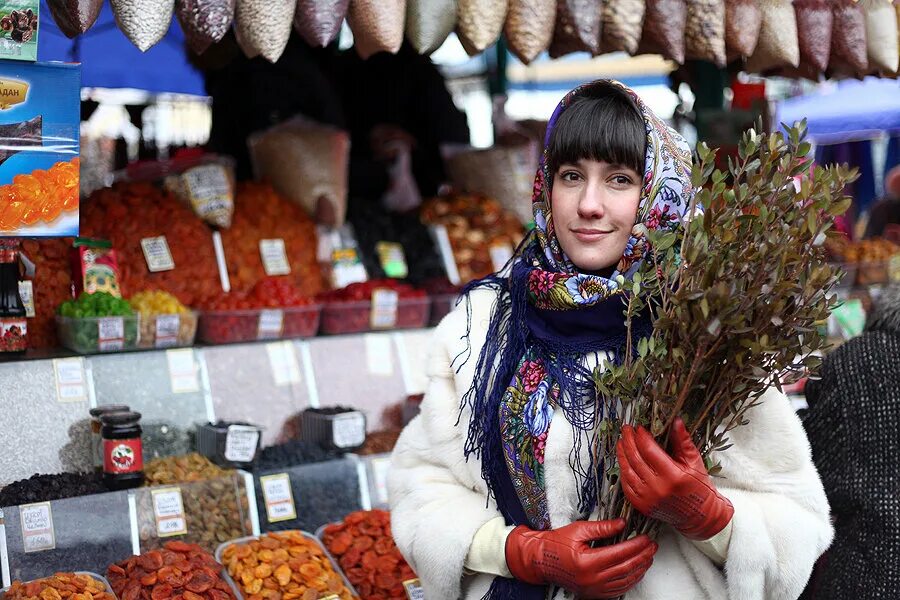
[388,289,833,600]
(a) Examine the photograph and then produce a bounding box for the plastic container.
[198,305,322,344]
[215,531,359,599]
[320,297,430,335]
[1,572,116,598]
[857,260,890,286]
[196,421,262,469]
[137,311,199,349]
[429,293,459,326]
[56,314,141,354]
[301,408,367,452]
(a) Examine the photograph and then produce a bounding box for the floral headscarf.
[460,82,695,600]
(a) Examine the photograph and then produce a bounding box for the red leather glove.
[505,519,658,599]
[616,417,734,541]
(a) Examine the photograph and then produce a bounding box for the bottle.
[101,411,145,490]
[89,404,130,472]
[0,239,26,353]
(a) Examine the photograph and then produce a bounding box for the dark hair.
[546,82,647,177]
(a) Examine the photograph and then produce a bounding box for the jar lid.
[90,404,131,418]
[101,411,142,425]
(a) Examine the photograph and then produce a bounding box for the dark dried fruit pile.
[106,540,237,600]
[0,472,106,507]
[321,510,416,599]
[254,440,344,471]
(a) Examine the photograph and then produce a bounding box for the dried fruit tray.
[0,572,115,599]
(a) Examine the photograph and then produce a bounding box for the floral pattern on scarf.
[498,79,695,529]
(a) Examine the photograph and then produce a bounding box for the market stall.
[0,0,898,597]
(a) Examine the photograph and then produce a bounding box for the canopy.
[777,77,900,144]
[37,0,205,96]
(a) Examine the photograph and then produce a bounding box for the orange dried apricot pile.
[222,531,356,600]
[4,572,115,600]
[0,157,79,230]
[106,540,237,600]
[321,510,416,600]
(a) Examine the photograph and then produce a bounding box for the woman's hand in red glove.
[616,417,734,541]
[505,519,658,599]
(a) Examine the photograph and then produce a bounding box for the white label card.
[266,342,302,386]
[54,357,87,403]
[260,473,297,522]
[225,425,260,463]
[371,456,391,506]
[332,412,366,449]
[20,502,55,553]
[258,309,284,340]
[140,236,176,272]
[152,488,188,537]
[98,317,125,351]
[18,280,34,317]
[167,349,200,394]
[365,334,394,376]
[370,289,399,330]
[489,244,514,273]
[259,239,291,276]
[155,314,181,348]
[403,579,425,600]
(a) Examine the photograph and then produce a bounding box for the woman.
[389,80,833,600]
[803,284,900,599]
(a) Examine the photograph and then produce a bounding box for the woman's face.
[551,158,642,274]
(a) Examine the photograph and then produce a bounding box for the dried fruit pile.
[321,510,415,599]
[107,541,237,600]
[221,531,356,600]
[4,573,115,600]
[0,471,106,507]
[318,280,428,334]
[144,453,231,486]
[80,182,220,307]
[220,183,324,297]
[419,193,524,283]
[20,238,74,349]
[0,158,80,231]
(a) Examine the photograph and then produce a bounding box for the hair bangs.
[547,86,647,177]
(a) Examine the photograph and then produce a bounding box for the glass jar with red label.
[101,410,145,490]
[0,239,27,353]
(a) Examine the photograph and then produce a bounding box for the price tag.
[403,579,425,600]
[167,349,200,394]
[259,239,291,276]
[428,224,460,285]
[260,473,297,522]
[155,314,181,348]
[151,488,188,537]
[183,164,234,227]
[331,247,368,289]
[20,502,55,553]
[376,242,409,279]
[225,425,260,463]
[140,236,176,272]
[370,456,391,505]
[890,255,900,283]
[257,309,284,340]
[332,412,366,449]
[54,357,87,403]
[364,334,394,376]
[833,298,866,340]
[489,243,514,272]
[320,596,340,600]
[266,341,302,386]
[370,289,399,329]
[98,317,125,351]
[18,280,35,317]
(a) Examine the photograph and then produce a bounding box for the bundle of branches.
[593,122,856,538]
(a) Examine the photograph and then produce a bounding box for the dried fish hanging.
[110,0,175,51]
[406,0,456,54]
[457,0,508,55]
[294,0,350,47]
[505,0,556,63]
